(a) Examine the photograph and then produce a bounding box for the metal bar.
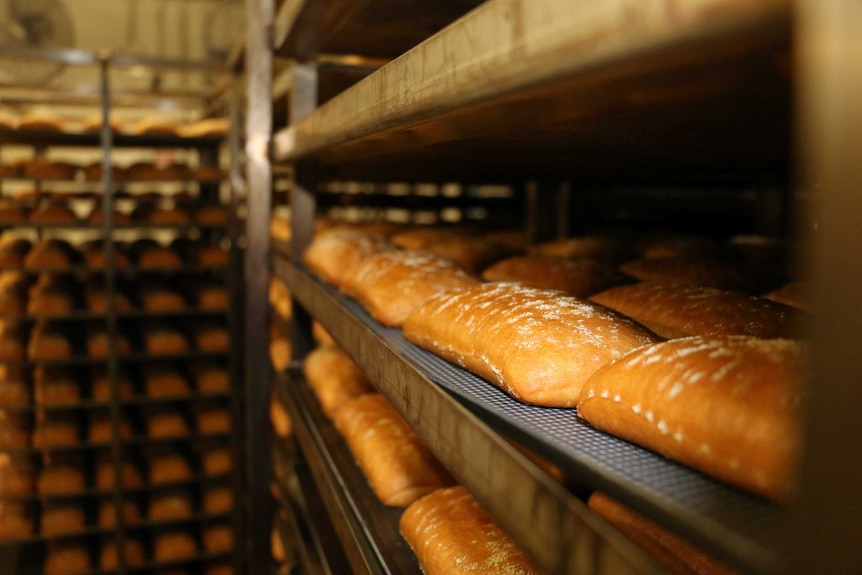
[243,0,274,573]
[788,1,862,573]
[98,56,126,575]
[109,52,226,72]
[0,46,99,66]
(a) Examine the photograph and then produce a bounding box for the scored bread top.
[589,281,803,339]
[400,485,539,575]
[303,345,374,418]
[403,282,660,407]
[577,335,802,501]
[303,229,391,288]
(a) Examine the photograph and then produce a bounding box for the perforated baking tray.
[300,271,784,573]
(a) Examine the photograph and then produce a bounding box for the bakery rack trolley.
[0,46,246,575]
[244,1,862,575]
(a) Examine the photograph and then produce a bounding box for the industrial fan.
[0,0,75,85]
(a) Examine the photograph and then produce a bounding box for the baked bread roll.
[637,234,730,261]
[425,236,513,274]
[196,204,230,224]
[334,394,453,507]
[270,393,291,438]
[196,281,229,310]
[87,207,131,225]
[90,368,136,401]
[38,455,85,495]
[618,257,778,294]
[0,289,25,315]
[88,411,133,443]
[0,409,30,448]
[148,449,193,485]
[303,345,374,418]
[400,485,539,575]
[312,321,334,346]
[154,530,198,562]
[178,118,229,138]
[203,524,233,552]
[150,489,194,520]
[0,203,27,222]
[27,322,72,360]
[19,110,65,132]
[96,457,143,491]
[529,235,634,262]
[28,203,78,222]
[0,453,34,496]
[85,286,133,313]
[130,116,179,136]
[0,331,25,361]
[589,282,803,339]
[143,324,189,355]
[269,334,291,373]
[483,256,631,297]
[142,365,191,398]
[206,564,234,575]
[101,538,146,569]
[87,326,132,358]
[204,486,233,513]
[27,284,75,316]
[32,410,80,448]
[81,113,122,133]
[587,492,740,575]
[140,284,187,312]
[83,243,131,269]
[303,229,391,287]
[44,544,90,574]
[146,206,192,225]
[0,378,28,408]
[577,336,802,501]
[270,216,291,242]
[22,160,76,180]
[144,407,190,439]
[82,161,128,182]
[195,406,231,435]
[483,229,528,252]
[201,446,231,475]
[269,276,292,319]
[138,246,183,269]
[0,501,33,540]
[763,281,810,312]
[24,238,74,269]
[272,526,286,563]
[344,249,480,327]
[197,245,229,267]
[190,362,230,394]
[390,227,464,250]
[98,498,140,527]
[194,169,227,184]
[34,367,80,405]
[194,323,230,353]
[0,239,31,268]
[404,283,660,407]
[40,502,86,535]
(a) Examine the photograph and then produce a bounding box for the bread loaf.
[269,335,291,372]
[144,407,190,439]
[636,234,729,261]
[154,530,198,561]
[343,249,480,327]
[150,489,194,520]
[87,207,131,225]
[618,257,777,294]
[196,204,230,224]
[91,368,135,401]
[0,239,32,267]
[270,393,291,438]
[303,229,391,287]
[88,411,133,443]
[196,406,231,435]
[38,458,85,495]
[0,374,28,407]
[529,235,634,261]
[27,284,74,316]
[98,499,140,528]
[197,282,229,310]
[0,409,29,448]
[178,117,229,138]
[0,203,27,222]
[96,458,143,491]
[0,453,34,496]
[0,331,25,361]
[138,246,183,269]
[101,538,146,569]
[148,450,192,484]
[24,238,74,269]
[404,283,660,407]
[763,281,809,312]
[87,327,132,358]
[140,284,187,311]
[201,446,231,475]
[85,286,133,313]
[334,394,453,507]
[34,368,80,405]
[143,324,189,355]
[198,244,229,267]
[390,227,463,250]
[28,203,78,222]
[195,323,230,352]
[425,236,513,274]
[146,206,191,225]
[588,492,740,575]
[0,501,33,540]
[269,276,292,319]
[577,336,802,500]
[83,244,131,269]
[19,110,65,132]
[303,345,374,418]
[32,411,79,447]
[142,365,191,398]
[44,544,91,574]
[483,256,631,296]
[130,116,179,136]
[589,282,803,339]
[190,362,230,394]
[40,502,86,535]
[203,524,233,552]
[400,485,539,575]
[204,486,233,513]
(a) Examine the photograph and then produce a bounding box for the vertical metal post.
[289,61,319,361]
[525,180,557,247]
[244,0,274,573]
[227,75,246,575]
[99,54,125,575]
[788,1,862,573]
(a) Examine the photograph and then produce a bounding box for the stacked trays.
[0,127,238,575]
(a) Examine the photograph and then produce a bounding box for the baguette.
[618,257,777,294]
[404,283,660,407]
[333,394,453,507]
[400,485,539,575]
[577,336,802,500]
[529,235,634,261]
[303,345,374,418]
[483,255,630,296]
[589,282,802,339]
[587,492,740,575]
[343,249,479,327]
[425,236,512,274]
[303,229,390,287]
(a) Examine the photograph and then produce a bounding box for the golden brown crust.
[400,485,539,575]
[390,227,466,250]
[45,544,91,574]
[618,258,777,293]
[344,249,479,327]
[154,531,198,561]
[28,204,78,223]
[195,324,230,352]
[529,235,634,261]
[203,524,233,552]
[334,394,453,507]
[138,247,183,269]
[40,502,86,535]
[425,236,513,274]
[404,283,660,407]
[483,256,631,296]
[98,499,140,528]
[143,326,189,355]
[101,538,146,568]
[577,336,802,500]
[589,282,803,339]
[303,346,374,418]
[588,492,741,575]
[148,451,192,485]
[150,491,194,520]
[762,281,810,312]
[303,229,391,287]
[204,487,233,513]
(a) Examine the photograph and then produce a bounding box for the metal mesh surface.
[328,287,783,568]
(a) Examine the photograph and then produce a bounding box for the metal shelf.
[275,370,422,575]
[0,307,229,323]
[0,128,224,149]
[274,258,665,575]
[273,0,790,182]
